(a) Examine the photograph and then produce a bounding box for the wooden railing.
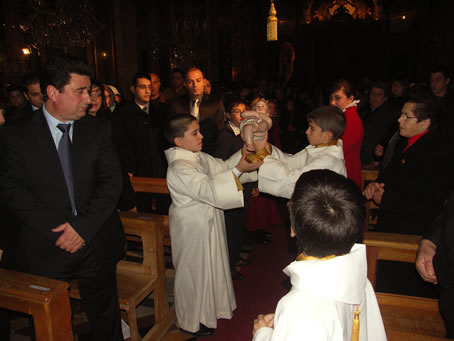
[363,232,447,340]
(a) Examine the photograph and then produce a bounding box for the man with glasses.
[364,95,454,236]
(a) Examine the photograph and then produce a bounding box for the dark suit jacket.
[376,129,454,235]
[168,93,225,130]
[4,102,34,125]
[0,109,124,274]
[425,190,454,287]
[112,101,167,178]
[169,94,225,155]
[360,102,399,165]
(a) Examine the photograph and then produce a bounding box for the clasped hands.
[252,313,274,335]
[363,182,385,205]
[52,222,85,254]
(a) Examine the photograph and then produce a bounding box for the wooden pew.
[361,169,379,191]
[130,177,171,246]
[361,170,380,230]
[363,232,448,340]
[0,268,73,341]
[70,213,175,341]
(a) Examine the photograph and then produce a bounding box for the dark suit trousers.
[439,286,454,338]
[24,244,123,341]
[224,206,247,271]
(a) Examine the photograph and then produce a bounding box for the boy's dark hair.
[22,72,40,90]
[430,65,451,80]
[40,54,92,101]
[307,105,346,139]
[165,114,197,145]
[288,169,364,257]
[131,73,151,87]
[370,81,390,98]
[171,67,185,77]
[6,84,26,95]
[223,92,247,114]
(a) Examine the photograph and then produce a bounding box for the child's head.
[165,114,203,152]
[306,106,346,146]
[329,79,355,111]
[250,97,269,115]
[288,169,364,257]
[223,93,247,128]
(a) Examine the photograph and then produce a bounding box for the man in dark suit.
[168,67,224,155]
[360,81,399,168]
[22,72,44,112]
[0,54,125,340]
[417,190,454,338]
[112,73,168,213]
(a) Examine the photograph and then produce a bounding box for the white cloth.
[165,147,254,332]
[258,141,347,199]
[253,244,387,341]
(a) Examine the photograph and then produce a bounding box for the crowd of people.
[1,54,454,340]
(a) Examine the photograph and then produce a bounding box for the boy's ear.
[290,226,296,238]
[324,130,334,143]
[174,136,183,147]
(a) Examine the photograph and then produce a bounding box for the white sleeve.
[167,159,244,210]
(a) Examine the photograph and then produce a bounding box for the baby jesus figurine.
[240,99,273,163]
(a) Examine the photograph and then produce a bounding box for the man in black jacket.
[416,190,454,338]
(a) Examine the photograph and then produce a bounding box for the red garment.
[247,194,280,231]
[403,130,429,153]
[340,105,364,188]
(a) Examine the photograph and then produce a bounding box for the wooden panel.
[363,232,421,251]
[377,293,445,338]
[386,329,450,341]
[131,177,169,194]
[0,269,73,341]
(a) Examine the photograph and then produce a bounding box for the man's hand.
[252,313,274,335]
[375,144,384,157]
[0,109,5,126]
[52,222,85,254]
[416,239,438,284]
[237,153,263,173]
[363,182,385,205]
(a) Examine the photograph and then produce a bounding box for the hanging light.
[267,0,278,42]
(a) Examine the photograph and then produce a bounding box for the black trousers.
[224,206,248,271]
[21,244,123,341]
[439,286,454,338]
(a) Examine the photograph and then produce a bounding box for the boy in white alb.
[252,170,386,341]
[164,114,260,337]
[256,105,347,199]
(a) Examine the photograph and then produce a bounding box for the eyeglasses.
[400,112,418,120]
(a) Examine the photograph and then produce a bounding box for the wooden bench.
[70,213,175,341]
[0,268,73,341]
[363,232,448,340]
[361,169,379,191]
[130,177,171,246]
[362,169,379,230]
